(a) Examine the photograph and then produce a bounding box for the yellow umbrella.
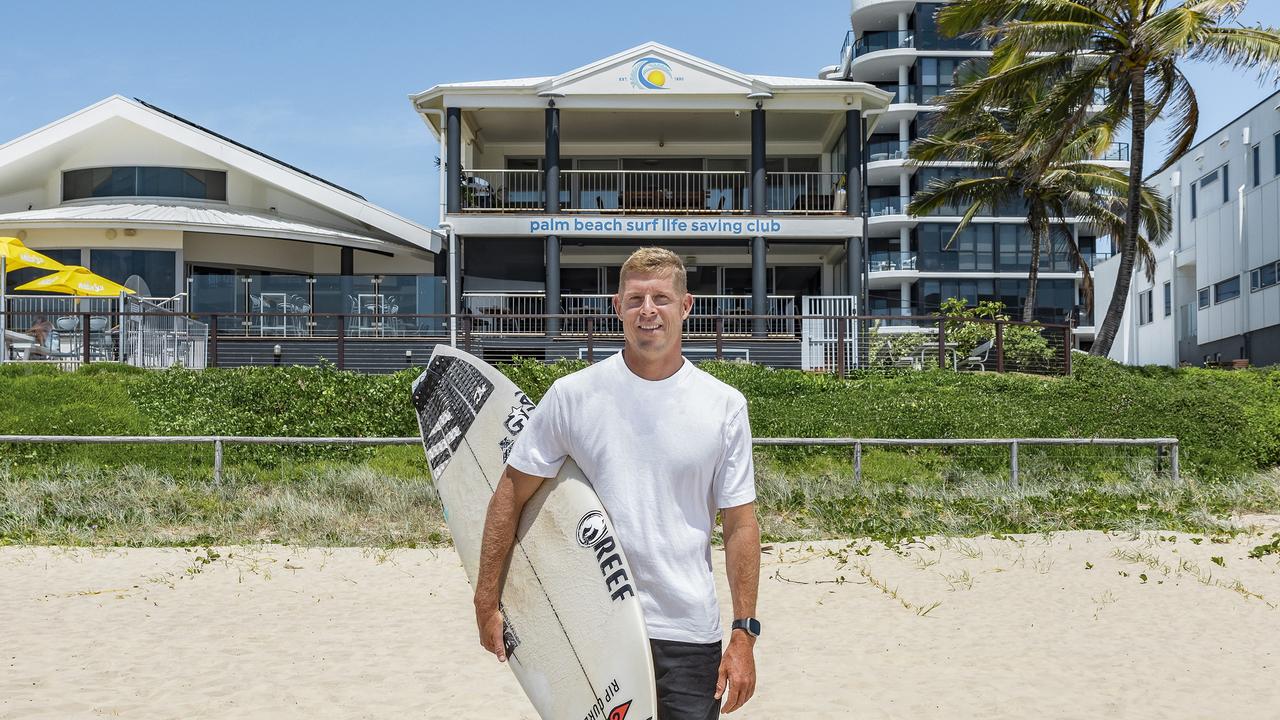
[14,265,135,297]
[0,236,67,273]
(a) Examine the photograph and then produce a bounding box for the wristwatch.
[731,617,761,638]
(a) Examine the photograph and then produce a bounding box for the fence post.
[336,314,346,370]
[1063,324,1074,375]
[835,316,846,378]
[995,321,1005,373]
[715,317,724,361]
[82,311,92,366]
[1010,440,1019,489]
[1170,441,1180,483]
[937,316,947,369]
[586,316,595,364]
[213,438,223,484]
[853,441,862,484]
[209,315,219,368]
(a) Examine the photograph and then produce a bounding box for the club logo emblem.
[630,57,672,90]
[576,510,607,548]
[608,700,632,720]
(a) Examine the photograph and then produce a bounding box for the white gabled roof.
[0,96,442,254]
[410,41,891,114]
[0,202,402,253]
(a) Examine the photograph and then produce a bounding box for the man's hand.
[714,632,756,713]
[476,604,507,662]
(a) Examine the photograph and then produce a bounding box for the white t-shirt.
[506,350,755,644]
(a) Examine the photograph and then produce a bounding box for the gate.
[800,296,857,372]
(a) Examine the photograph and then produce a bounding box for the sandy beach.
[2,517,1278,719]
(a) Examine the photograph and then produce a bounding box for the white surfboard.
[411,345,657,720]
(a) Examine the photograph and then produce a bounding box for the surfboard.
[411,345,657,720]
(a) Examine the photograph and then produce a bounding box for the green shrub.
[0,354,1276,480]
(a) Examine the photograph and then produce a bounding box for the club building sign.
[447,214,862,239]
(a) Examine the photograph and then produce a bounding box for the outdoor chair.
[960,339,994,371]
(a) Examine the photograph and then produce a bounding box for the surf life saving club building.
[414,42,893,359]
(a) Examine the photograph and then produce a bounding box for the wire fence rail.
[0,435,1179,487]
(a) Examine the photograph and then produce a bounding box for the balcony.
[867,139,910,162]
[869,195,911,216]
[855,30,915,58]
[457,170,847,216]
[869,253,917,272]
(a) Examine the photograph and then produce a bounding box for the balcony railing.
[869,254,917,272]
[459,170,845,215]
[867,139,910,162]
[869,196,911,216]
[561,170,750,214]
[767,172,845,214]
[854,30,914,57]
[462,292,799,336]
[1099,143,1130,162]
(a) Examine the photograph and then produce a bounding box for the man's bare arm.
[716,501,761,713]
[473,465,548,661]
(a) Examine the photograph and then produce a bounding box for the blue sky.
[4,0,1278,226]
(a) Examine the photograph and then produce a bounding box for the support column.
[751,106,766,215]
[750,103,768,336]
[900,281,912,318]
[546,235,560,335]
[544,102,561,334]
[898,64,910,103]
[752,236,767,337]
[446,107,461,214]
[846,109,865,313]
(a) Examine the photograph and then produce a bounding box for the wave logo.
[630,57,673,90]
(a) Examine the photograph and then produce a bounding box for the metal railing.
[1099,142,1130,162]
[458,169,847,215]
[561,170,751,214]
[458,169,544,211]
[2,309,1079,376]
[0,434,1180,486]
[766,172,845,214]
[460,293,798,337]
[122,296,209,369]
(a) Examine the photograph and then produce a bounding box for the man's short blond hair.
[618,247,687,295]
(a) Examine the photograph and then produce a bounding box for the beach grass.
[3,447,1277,547]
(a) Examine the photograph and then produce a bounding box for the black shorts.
[650,638,722,720]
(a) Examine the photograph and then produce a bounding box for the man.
[473,247,762,718]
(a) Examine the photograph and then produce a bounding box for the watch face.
[748,618,761,636]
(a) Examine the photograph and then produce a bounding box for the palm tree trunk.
[1092,66,1147,357]
[1023,219,1043,323]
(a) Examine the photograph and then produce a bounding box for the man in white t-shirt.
[472,247,762,718]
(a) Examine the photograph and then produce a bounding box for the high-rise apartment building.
[827,0,1129,343]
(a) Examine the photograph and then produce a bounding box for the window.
[1138,289,1153,325]
[1214,275,1241,304]
[1222,164,1230,202]
[1251,260,1279,291]
[1253,144,1261,187]
[1275,131,1280,177]
[1190,182,1197,219]
[1163,281,1172,317]
[917,57,968,104]
[62,166,227,202]
[88,249,177,297]
[1198,287,1211,309]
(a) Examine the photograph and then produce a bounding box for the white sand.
[2,517,1278,719]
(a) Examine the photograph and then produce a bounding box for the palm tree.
[934,0,1280,356]
[908,94,1171,323]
